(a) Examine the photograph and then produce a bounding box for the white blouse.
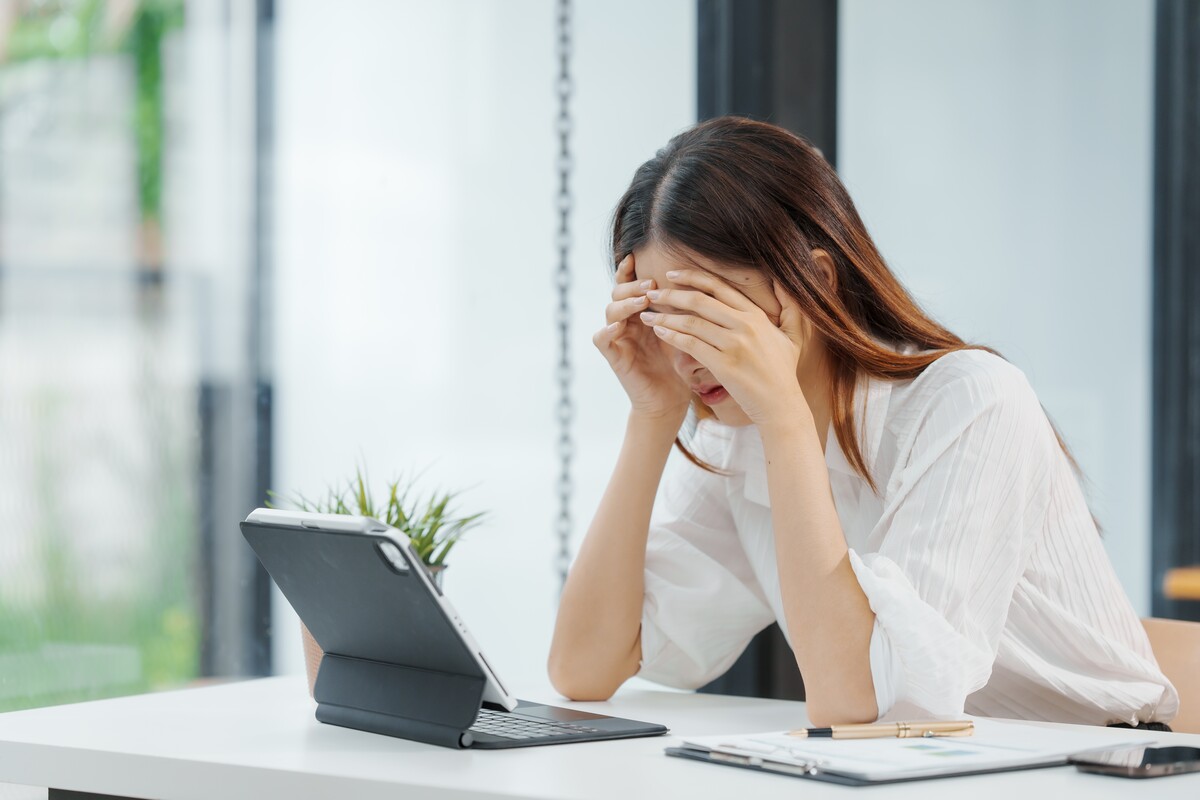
[637,349,1178,727]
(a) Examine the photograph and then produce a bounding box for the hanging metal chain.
[554,0,574,593]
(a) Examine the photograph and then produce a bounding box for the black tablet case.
[241,519,489,748]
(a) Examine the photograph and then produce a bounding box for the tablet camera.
[376,540,410,574]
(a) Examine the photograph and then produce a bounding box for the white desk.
[0,676,1197,799]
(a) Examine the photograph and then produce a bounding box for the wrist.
[758,420,818,451]
[627,408,686,444]
[755,392,815,438]
[628,405,687,429]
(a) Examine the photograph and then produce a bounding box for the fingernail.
[640,280,653,289]
[639,311,659,322]
[630,295,648,306]
[665,270,681,279]
[646,290,662,301]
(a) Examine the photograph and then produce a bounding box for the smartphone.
[1069,745,1200,778]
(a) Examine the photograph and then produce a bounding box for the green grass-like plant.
[272,468,486,567]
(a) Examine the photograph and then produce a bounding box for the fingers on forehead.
[679,267,737,290]
[672,269,756,308]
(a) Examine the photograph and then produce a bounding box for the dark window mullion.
[694,0,838,701]
[1151,0,1200,622]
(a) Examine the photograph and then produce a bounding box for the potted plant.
[272,468,486,696]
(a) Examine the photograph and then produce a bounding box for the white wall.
[839,0,1156,610]
[271,0,695,682]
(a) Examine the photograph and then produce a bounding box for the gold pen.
[786,720,975,740]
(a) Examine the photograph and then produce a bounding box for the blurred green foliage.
[128,0,184,223]
[0,1,207,713]
[2,0,184,222]
[0,377,200,712]
[3,0,107,61]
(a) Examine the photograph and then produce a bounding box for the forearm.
[548,411,683,700]
[760,416,878,726]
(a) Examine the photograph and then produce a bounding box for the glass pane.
[0,0,264,710]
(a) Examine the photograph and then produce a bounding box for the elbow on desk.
[547,663,617,702]
[547,655,623,702]
[553,681,618,703]
[803,695,879,728]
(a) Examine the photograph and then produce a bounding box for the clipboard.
[664,718,1150,785]
[664,743,1065,786]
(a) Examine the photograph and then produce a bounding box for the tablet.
[243,508,517,711]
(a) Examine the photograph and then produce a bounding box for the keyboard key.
[469,709,595,740]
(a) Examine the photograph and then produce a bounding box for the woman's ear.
[811,248,838,293]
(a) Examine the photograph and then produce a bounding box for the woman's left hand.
[639,268,813,429]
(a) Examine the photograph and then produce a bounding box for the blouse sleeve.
[638,427,776,689]
[851,359,1057,718]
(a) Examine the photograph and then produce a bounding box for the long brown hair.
[610,116,1077,493]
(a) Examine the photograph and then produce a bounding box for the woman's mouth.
[694,384,729,405]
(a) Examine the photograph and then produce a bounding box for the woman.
[547,116,1177,729]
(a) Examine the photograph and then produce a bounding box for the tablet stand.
[313,653,487,749]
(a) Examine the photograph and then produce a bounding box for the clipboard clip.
[708,749,821,776]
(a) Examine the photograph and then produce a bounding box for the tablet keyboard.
[469,708,602,740]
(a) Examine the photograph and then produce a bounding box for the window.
[0,0,271,711]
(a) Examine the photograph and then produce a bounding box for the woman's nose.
[671,346,700,377]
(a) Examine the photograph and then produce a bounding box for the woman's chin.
[710,404,754,428]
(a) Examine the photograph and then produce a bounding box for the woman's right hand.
[594,252,692,421]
